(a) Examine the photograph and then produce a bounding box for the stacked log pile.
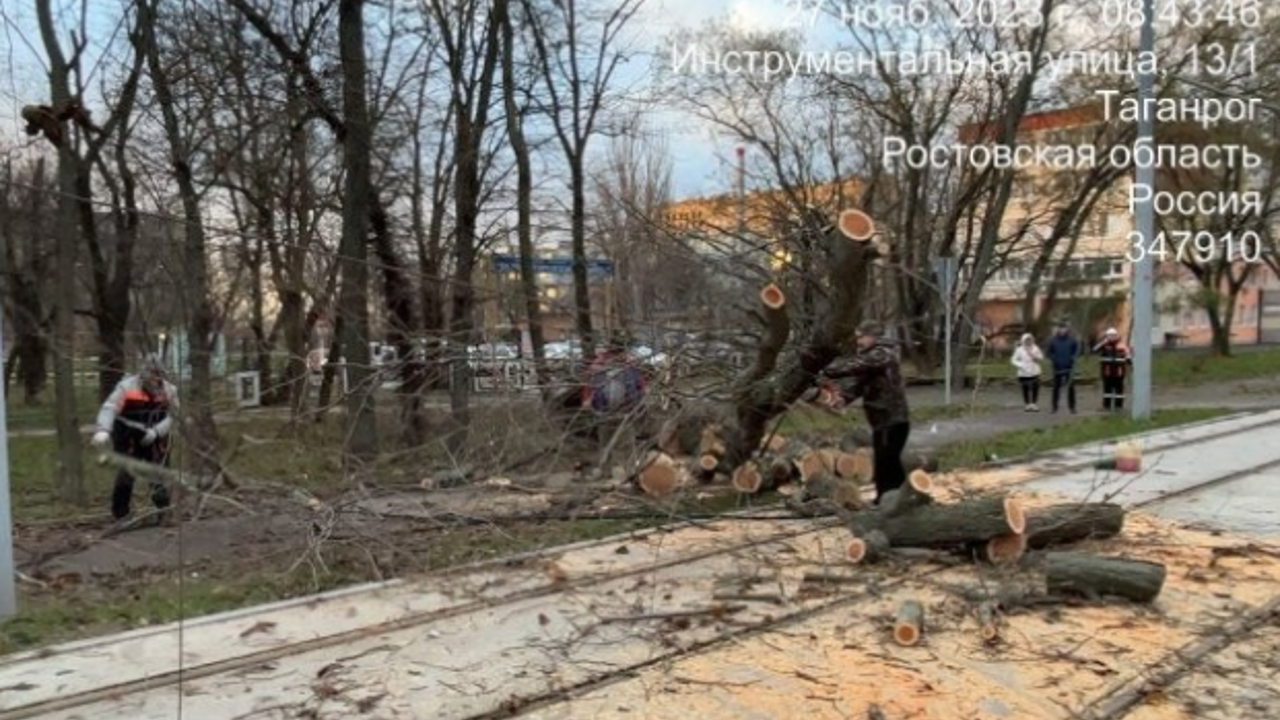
[825,478,1164,646]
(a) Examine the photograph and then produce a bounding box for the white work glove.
[91,430,111,449]
[141,429,158,447]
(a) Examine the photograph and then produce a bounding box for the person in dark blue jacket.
[1045,321,1079,414]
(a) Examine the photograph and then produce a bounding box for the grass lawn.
[934,406,1230,471]
[4,386,101,432]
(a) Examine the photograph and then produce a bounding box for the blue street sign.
[492,254,615,278]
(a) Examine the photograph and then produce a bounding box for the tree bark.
[893,599,925,646]
[335,0,378,462]
[35,0,85,504]
[1045,552,1166,603]
[848,495,1025,550]
[728,223,880,467]
[1023,503,1125,550]
[437,0,506,446]
[501,3,545,372]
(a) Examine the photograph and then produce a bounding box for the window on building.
[1106,212,1128,237]
[1241,303,1258,325]
[1084,213,1105,237]
[1106,260,1126,279]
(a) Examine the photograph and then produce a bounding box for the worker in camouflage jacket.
[91,354,179,520]
[818,320,911,503]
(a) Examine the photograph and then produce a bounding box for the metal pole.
[0,310,17,618]
[944,295,952,406]
[1131,0,1155,420]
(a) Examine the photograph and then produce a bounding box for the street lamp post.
[0,310,17,618]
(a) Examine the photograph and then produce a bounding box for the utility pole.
[0,310,17,618]
[1131,0,1156,420]
[932,255,959,406]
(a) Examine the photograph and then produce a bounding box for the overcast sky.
[0,0,821,202]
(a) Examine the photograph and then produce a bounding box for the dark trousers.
[1019,377,1040,405]
[110,422,171,519]
[1102,375,1126,411]
[1052,371,1076,412]
[872,422,911,502]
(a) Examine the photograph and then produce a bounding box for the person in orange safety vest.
[1095,328,1131,412]
[91,354,180,520]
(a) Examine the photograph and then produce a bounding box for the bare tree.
[501,0,547,370]
[138,0,223,472]
[0,157,53,405]
[424,0,507,443]
[34,0,86,503]
[334,0,378,461]
[524,0,645,356]
[591,124,690,333]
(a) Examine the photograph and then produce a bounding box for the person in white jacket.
[91,354,179,519]
[1011,333,1043,411]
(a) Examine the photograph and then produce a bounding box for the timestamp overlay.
[668,0,1275,268]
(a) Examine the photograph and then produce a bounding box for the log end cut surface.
[893,599,925,646]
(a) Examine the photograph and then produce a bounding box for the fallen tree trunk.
[1045,552,1166,602]
[1023,503,1125,549]
[726,212,881,468]
[853,496,1025,550]
[847,528,889,564]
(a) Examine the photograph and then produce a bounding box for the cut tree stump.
[1024,503,1125,549]
[637,452,682,498]
[893,599,925,646]
[847,529,890,564]
[731,461,768,495]
[1045,552,1167,603]
[868,496,1025,549]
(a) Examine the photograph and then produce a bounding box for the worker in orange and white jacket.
[91,354,180,519]
[1094,328,1131,412]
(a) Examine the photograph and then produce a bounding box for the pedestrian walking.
[1011,332,1043,411]
[818,320,911,504]
[1046,320,1079,414]
[1095,327,1132,411]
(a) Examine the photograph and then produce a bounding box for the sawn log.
[1045,552,1166,603]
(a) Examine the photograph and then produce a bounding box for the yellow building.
[963,105,1280,348]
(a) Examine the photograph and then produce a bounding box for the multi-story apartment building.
[964,105,1280,349]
